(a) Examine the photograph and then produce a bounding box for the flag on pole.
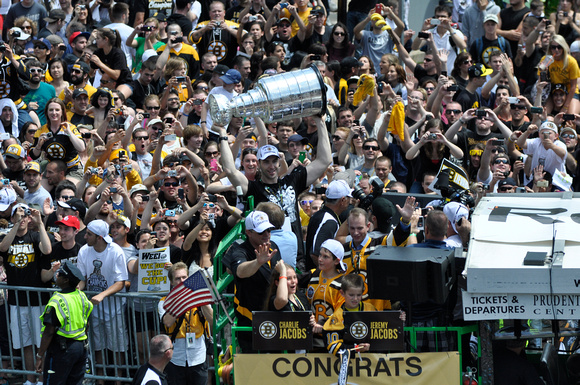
[163,270,215,317]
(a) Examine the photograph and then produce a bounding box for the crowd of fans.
[1,0,580,383]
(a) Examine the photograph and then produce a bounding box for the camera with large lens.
[433,169,475,208]
[352,176,385,210]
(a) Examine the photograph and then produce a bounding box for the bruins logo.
[0,82,10,98]
[47,141,66,159]
[12,252,30,268]
[259,320,277,339]
[482,47,501,67]
[349,321,368,339]
[307,286,315,299]
[208,41,227,62]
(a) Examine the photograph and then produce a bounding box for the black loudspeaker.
[367,247,457,304]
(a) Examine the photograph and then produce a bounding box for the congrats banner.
[234,352,460,385]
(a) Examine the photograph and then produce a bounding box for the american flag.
[163,270,215,317]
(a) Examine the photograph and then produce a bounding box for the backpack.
[474,36,508,65]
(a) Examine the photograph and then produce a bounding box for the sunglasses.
[510,105,526,110]
[333,32,345,36]
[164,182,179,187]
[331,135,343,141]
[494,158,510,164]
[146,106,160,110]
[168,98,180,102]
[300,200,313,205]
[30,68,44,73]
[491,147,505,154]
[469,149,483,156]
[113,97,119,101]
[499,186,513,191]
[561,133,576,139]
[363,145,380,151]
[423,58,433,62]
[463,60,472,65]
[550,45,563,50]
[205,151,219,156]
[166,220,177,224]
[60,195,74,201]
[446,109,462,114]
[135,136,149,140]
[203,202,215,208]
[424,87,435,91]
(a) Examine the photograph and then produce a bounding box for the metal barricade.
[0,284,164,383]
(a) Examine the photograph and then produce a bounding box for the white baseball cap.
[443,202,469,234]
[0,188,17,212]
[326,179,353,199]
[87,219,112,243]
[245,210,275,233]
[320,239,346,271]
[257,145,281,161]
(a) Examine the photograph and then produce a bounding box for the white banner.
[462,292,580,320]
[137,247,170,293]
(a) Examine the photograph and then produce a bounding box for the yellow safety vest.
[41,290,93,341]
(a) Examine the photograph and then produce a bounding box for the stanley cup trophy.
[208,65,327,126]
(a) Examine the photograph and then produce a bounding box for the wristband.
[219,136,229,142]
[200,121,207,124]
[409,233,417,237]
[279,276,287,280]
[182,113,189,117]
[36,353,43,359]
[459,118,466,124]
[400,217,410,225]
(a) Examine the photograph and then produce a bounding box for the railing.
[0,285,163,383]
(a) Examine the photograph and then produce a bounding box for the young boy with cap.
[200,69,241,142]
[516,121,567,176]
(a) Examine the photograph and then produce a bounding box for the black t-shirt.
[499,6,530,54]
[456,129,503,169]
[246,167,307,266]
[515,47,544,94]
[413,64,438,85]
[3,168,25,183]
[305,205,340,271]
[129,79,161,110]
[70,114,94,127]
[267,290,310,311]
[167,13,193,39]
[469,36,513,67]
[453,88,482,112]
[221,239,281,325]
[91,47,132,86]
[0,231,47,305]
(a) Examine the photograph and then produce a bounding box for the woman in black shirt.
[90,28,132,86]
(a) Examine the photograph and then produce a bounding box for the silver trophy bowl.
[209,65,327,126]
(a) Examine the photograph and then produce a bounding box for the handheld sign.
[137,247,170,293]
[252,311,313,351]
[343,311,404,351]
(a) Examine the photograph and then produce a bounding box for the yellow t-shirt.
[291,8,311,37]
[544,56,580,94]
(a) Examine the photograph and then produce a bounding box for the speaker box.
[367,247,457,304]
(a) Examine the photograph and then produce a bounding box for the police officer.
[35,261,93,385]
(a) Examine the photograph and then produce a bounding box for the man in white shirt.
[105,2,136,68]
